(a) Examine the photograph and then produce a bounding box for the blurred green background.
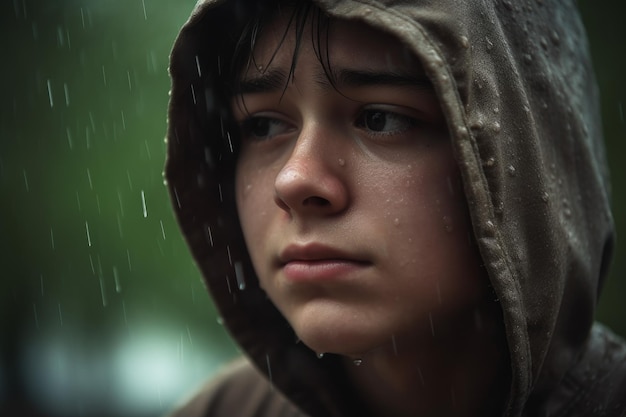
[0,1,624,416]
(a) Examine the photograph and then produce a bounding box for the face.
[233,13,489,357]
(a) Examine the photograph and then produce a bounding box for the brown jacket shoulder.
[167,357,307,417]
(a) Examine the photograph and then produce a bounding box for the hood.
[165,0,614,416]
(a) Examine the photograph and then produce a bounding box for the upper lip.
[278,243,369,265]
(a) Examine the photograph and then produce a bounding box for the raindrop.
[353,358,363,366]
[144,140,151,159]
[57,26,64,47]
[442,216,453,232]
[216,316,224,325]
[63,83,69,106]
[550,30,560,45]
[460,35,469,49]
[485,37,494,51]
[562,199,572,218]
[85,221,92,246]
[141,190,148,218]
[485,157,495,167]
[195,55,202,77]
[22,170,29,191]
[338,158,345,167]
[46,79,54,107]
[121,110,126,130]
[393,218,400,227]
[227,132,234,153]
[190,84,197,104]
[316,352,325,359]
[160,220,166,239]
[114,267,121,293]
[99,274,107,307]
[58,303,63,326]
[102,65,107,85]
[187,325,193,345]
[127,70,132,92]
[523,53,533,65]
[207,226,214,246]
[493,122,501,133]
[141,0,147,19]
[391,335,398,356]
[117,213,123,238]
[235,261,246,290]
[117,190,125,217]
[80,8,86,29]
[87,168,93,190]
[486,220,495,230]
[121,301,128,328]
[126,249,132,270]
[40,275,44,296]
[507,165,517,177]
[66,127,73,149]
[50,228,55,250]
[541,192,550,203]
[266,355,273,388]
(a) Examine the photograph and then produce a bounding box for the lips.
[278,243,370,282]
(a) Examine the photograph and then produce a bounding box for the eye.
[241,116,294,141]
[355,109,417,134]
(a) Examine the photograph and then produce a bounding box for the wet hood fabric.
[165,0,618,416]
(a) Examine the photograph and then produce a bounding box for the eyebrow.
[235,67,433,95]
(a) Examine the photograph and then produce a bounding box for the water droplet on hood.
[485,37,494,51]
[316,352,325,359]
[507,165,517,176]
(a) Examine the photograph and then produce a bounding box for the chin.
[289,306,393,357]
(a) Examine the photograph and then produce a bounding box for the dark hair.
[227,1,334,99]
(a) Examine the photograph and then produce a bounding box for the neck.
[343,304,508,417]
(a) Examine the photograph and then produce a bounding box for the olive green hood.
[165,0,616,416]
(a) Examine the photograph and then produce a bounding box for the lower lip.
[282,260,368,282]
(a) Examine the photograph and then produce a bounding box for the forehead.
[248,11,423,76]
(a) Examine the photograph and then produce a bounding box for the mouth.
[278,243,371,282]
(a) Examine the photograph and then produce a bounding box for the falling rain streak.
[234,261,245,290]
[160,220,166,239]
[47,79,54,107]
[141,190,148,217]
[114,267,122,293]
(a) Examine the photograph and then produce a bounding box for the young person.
[164,1,626,416]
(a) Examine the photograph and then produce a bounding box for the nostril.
[302,196,330,207]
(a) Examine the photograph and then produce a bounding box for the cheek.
[235,161,276,258]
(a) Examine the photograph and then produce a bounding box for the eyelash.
[239,107,420,142]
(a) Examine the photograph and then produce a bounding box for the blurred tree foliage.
[0,0,624,416]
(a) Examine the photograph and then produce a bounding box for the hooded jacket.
[164,1,626,416]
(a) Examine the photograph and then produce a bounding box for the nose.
[274,125,349,217]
